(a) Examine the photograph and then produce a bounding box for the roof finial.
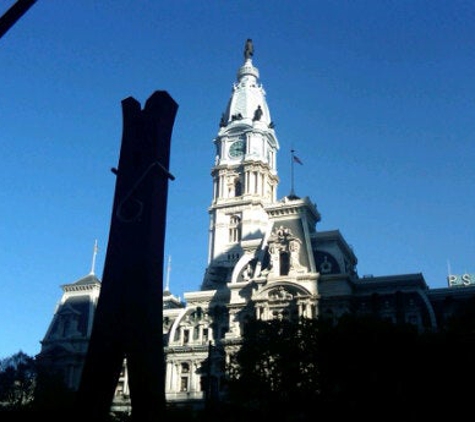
[89,239,98,275]
[244,38,254,61]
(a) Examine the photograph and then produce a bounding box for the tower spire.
[203,39,280,289]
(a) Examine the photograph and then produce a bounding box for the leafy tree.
[0,351,74,413]
[418,296,475,419]
[226,315,427,421]
[226,318,325,419]
[0,351,36,410]
[32,364,76,412]
[316,314,421,420]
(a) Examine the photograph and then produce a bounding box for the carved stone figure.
[253,105,263,121]
[244,38,254,60]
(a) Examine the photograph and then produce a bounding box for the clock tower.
[203,39,280,289]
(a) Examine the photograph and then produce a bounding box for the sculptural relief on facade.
[263,226,307,277]
[269,286,294,301]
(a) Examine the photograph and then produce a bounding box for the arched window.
[181,362,190,373]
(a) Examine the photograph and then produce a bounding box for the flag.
[293,154,303,165]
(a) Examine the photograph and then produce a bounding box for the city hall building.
[37,40,475,411]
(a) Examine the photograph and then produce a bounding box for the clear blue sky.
[1,0,474,359]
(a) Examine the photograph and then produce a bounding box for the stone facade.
[37,40,475,411]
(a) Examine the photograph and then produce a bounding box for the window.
[229,215,241,243]
[280,251,290,275]
[200,376,208,392]
[180,363,190,392]
[234,179,242,196]
[62,319,70,337]
[180,377,188,392]
[181,362,190,373]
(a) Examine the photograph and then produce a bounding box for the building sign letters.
[448,273,475,288]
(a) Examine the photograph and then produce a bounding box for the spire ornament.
[244,38,254,60]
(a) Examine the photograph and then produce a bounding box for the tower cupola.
[219,39,274,134]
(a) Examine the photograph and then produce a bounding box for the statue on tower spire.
[244,38,254,60]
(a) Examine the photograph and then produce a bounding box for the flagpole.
[165,255,171,292]
[290,149,295,197]
[90,239,98,275]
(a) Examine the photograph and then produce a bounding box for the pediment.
[253,282,310,302]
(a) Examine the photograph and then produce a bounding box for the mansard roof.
[61,272,101,292]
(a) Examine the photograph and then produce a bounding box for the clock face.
[229,139,245,158]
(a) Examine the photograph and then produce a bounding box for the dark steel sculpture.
[0,0,37,39]
[75,91,178,421]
